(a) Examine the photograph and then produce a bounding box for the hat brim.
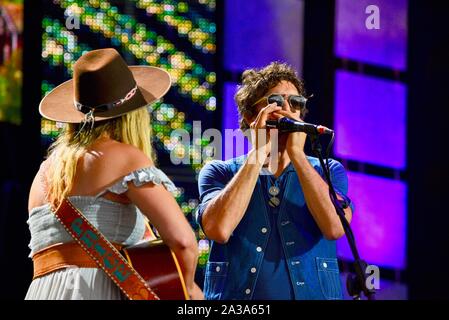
[39,66,171,123]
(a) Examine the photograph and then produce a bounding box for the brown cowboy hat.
[39,48,171,123]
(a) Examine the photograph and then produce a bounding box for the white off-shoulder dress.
[25,166,177,300]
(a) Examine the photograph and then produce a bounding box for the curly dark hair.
[234,62,307,130]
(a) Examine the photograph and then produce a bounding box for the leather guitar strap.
[53,198,160,300]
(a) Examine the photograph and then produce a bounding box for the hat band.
[74,84,138,114]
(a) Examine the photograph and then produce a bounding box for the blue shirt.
[253,165,295,299]
[196,155,354,300]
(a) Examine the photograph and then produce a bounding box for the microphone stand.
[308,134,376,300]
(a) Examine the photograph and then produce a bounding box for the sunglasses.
[252,93,312,110]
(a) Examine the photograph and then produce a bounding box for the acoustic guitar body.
[122,239,189,300]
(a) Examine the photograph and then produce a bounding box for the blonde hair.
[46,107,154,207]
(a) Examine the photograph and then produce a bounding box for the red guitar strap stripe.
[53,198,159,300]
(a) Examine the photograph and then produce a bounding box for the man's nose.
[282,98,290,111]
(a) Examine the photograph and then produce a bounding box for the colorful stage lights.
[41,0,216,227]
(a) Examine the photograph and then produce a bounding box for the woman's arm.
[116,144,203,299]
[126,181,203,300]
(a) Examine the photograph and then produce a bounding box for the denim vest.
[196,156,349,300]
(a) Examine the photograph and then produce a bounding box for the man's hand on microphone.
[273,109,307,158]
[249,103,283,159]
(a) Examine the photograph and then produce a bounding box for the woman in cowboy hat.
[25,48,203,300]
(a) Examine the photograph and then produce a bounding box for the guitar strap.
[52,198,160,300]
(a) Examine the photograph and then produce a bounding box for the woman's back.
[26,138,178,300]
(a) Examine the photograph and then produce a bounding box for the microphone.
[266,117,334,135]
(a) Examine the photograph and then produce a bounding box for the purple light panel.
[223,82,250,160]
[335,0,407,70]
[224,0,304,72]
[334,70,406,169]
[223,82,240,131]
[337,172,407,269]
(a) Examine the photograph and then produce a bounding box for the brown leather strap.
[50,198,159,300]
[32,242,123,279]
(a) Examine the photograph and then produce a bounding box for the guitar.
[122,240,189,300]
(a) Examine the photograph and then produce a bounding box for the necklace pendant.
[269,186,280,196]
[269,196,280,207]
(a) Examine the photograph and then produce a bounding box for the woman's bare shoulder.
[28,160,51,211]
[84,138,154,179]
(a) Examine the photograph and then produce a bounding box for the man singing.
[195,62,354,300]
